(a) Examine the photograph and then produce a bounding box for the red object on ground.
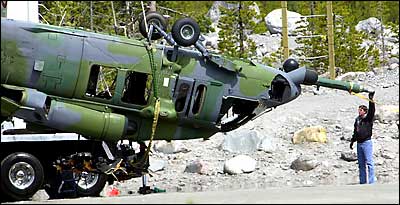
[107,186,120,197]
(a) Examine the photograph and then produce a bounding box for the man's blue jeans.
[357,139,375,184]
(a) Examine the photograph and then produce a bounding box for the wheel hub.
[77,171,99,190]
[180,25,195,40]
[9,162,35,190]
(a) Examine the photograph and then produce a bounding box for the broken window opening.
[85,64,118,99]
[192,84,207,115]
[121,71,152,105]
[175,82,190,112]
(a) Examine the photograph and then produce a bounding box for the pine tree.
[293,1,327,72]
[217,1,258,59]
[333,1,379,73]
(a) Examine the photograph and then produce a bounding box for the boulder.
[258,137,277,153]
[184,159,206,174]
[223,155,256,175]
[221,129,263,153]
[290,155,319,171]
[265,9,307,35]
[292,126,327,144]
[375,105,399,124]
[153,141,190,154]
[340,151,358,162]
[355,17,382,34]
[149,158,166,172]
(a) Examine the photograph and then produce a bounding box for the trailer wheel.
[171,17,200,47]
[1,152,44,201]
[76,171,107,197]
[139,11,167,40]
[44,171,107,199]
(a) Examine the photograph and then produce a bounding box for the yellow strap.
[350,92,377,104]
[104,98,160,181]
[143,98,161,163]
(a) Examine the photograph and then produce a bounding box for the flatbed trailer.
[1,118,111,201]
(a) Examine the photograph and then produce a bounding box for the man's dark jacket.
[351,100,375,143]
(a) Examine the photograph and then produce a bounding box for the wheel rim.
[180,24,195,40]
[77,172,99,190]
[9,162,35,190]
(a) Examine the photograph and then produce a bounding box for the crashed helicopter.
[1,12,373,201]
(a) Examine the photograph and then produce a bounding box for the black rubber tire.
[139,11,167,40]
[76,172,107,197]
[1,152,44,201]
[171,17,200,47]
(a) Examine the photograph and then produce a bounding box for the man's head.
[358,105,368,117]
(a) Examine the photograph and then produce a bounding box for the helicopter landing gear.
[171,17,200,47]
[139,11,167,40]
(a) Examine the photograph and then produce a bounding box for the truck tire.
[76,171,107,197]
[171,17,200,47]
[1,152,44,201]
[139,11,167,40]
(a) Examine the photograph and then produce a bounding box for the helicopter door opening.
[191,84,207,115]
[121,71,152,105]
[173,77,195,117]
[85,64,117,99]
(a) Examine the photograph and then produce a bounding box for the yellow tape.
[350,92,377,104]
[145,98,161,161]
[107,98,161,180]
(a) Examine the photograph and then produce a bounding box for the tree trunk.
[238,2,244,58]
[310,1,315,31]
[149,1,156,12]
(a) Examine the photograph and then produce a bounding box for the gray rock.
[340,151,358,162]
[258,137,277,153]
[184,160,205,174]
[389,63,399,71]
[31,190,49,201]
[149,158,166,172]
[375,105,399,124]
[355,17,382,34]
[153,141,190,154]
[221,129,263,153]
[265,9,307,35]
[290,155,319,171]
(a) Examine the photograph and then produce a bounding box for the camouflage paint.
[237,61,276,97]
[177,56,197,76]
[33,32,63,48]
[107,42,148,57]
[1,40,29,85]
[47,100,127,142]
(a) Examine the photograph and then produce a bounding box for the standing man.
[350,91,376,184]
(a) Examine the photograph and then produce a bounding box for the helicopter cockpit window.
[85,64,117,99]
[121,71,152,105]
[192,84,207,115]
